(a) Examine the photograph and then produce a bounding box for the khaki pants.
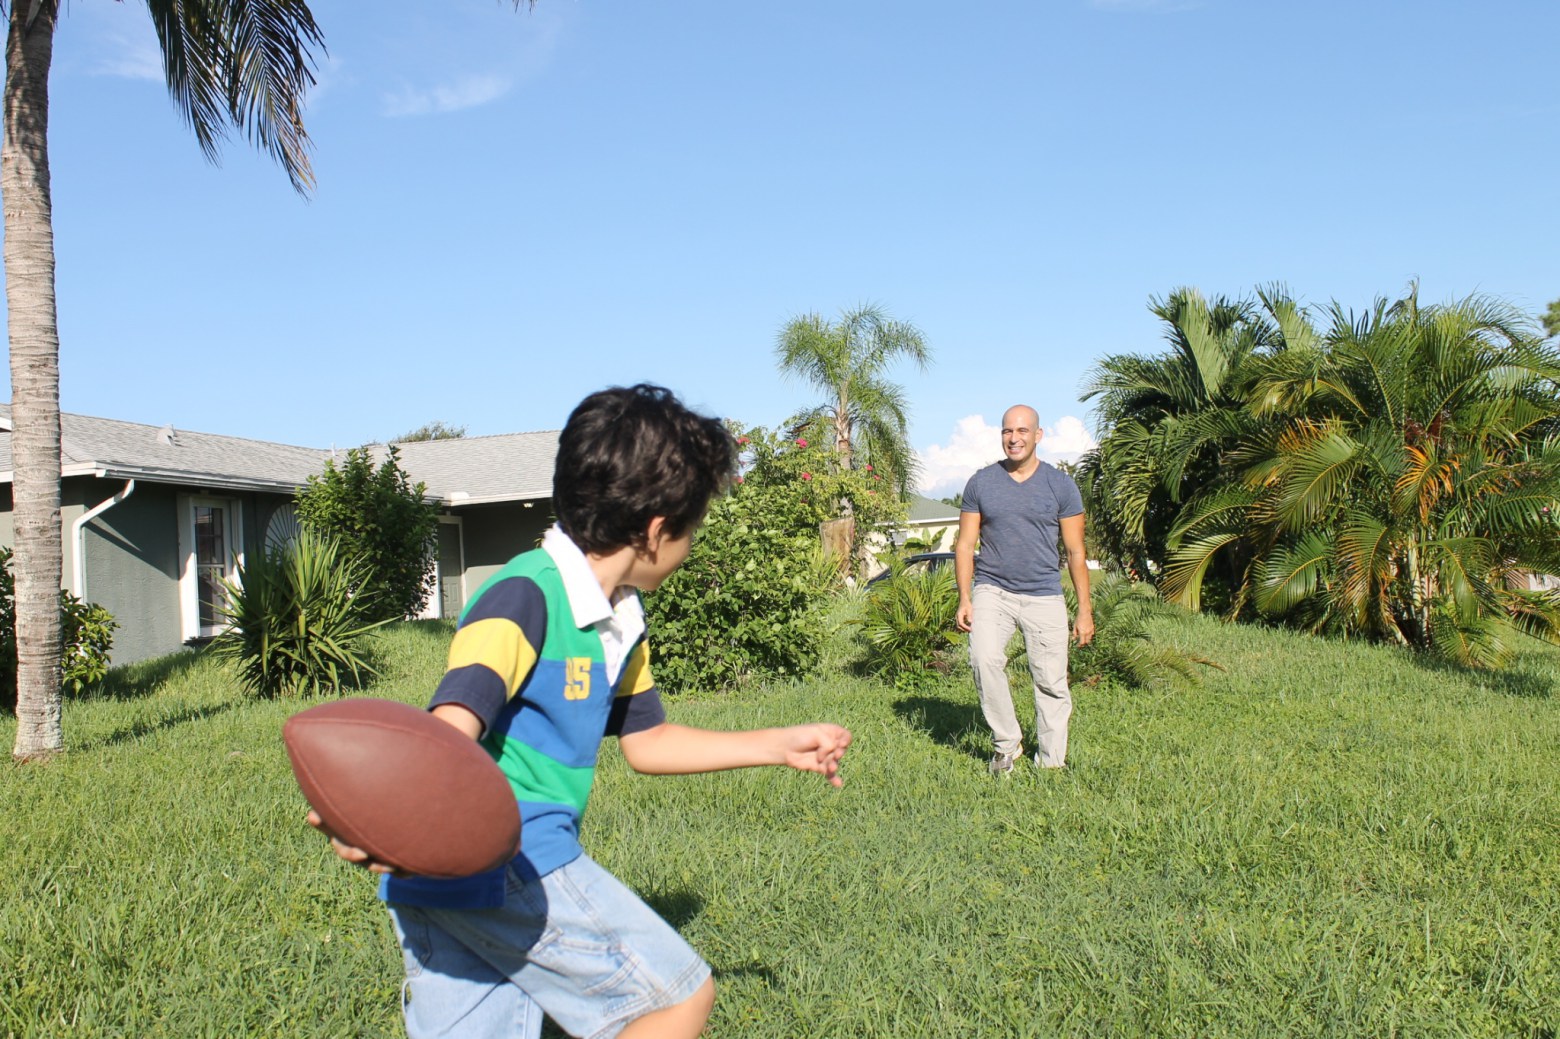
[968,584,1072,767]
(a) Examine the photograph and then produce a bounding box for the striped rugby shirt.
[381,527,666,909]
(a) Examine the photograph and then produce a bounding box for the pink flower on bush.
[873,474,881,481]
[736,436,749,445]
[801,472,812,481]
[865,464,873,471]
[796,438,808,448]
[734,475,744,484]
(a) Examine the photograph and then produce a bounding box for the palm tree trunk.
[833,393,852,471]
[4,0,64,761]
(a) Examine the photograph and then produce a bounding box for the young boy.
[311,383,852,1039]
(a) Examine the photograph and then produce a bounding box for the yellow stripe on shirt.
[446,616,539,699]
[617,641,655,697]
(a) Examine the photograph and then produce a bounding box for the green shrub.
[741,425,907,573]
[645,432,847,694]
[212,529,389,698]
[854,564,1215,690]
[295,445,439,621]
[60,599,118,694]
[0,547,119,712]
[858,560,964,684]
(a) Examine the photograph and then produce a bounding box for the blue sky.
[10,0,1559,496]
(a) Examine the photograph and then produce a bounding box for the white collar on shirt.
[541,525,646,681]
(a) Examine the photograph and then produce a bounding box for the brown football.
[283,698,520,878]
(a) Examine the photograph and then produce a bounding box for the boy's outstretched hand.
[780,723,852,787]
[619,720,853,784]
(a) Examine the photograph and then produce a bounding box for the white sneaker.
[989,749,1020,775]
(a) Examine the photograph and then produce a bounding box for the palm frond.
[1425,606,1515,669]
[1500,588,1560,644]
[1252,531,1333,615]
[1161,531,1245,610]
[1422,536,1497,620]
[775,313,846,390]
[1333,514,1394,626]
[146,0,325,194]
[1270,421,1359,530]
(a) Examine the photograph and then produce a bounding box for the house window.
[180,496,244,640]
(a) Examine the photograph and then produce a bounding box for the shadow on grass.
[1411,652,1557,700]
[80,700,241,752]
[76,648,207,703]
[642,887,705,930]
[891,695,987,762]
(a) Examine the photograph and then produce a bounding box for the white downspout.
[72,479,135,599]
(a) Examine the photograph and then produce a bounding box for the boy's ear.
[643,516,668,552]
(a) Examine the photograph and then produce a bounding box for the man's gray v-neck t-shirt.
[961,461,1084,597]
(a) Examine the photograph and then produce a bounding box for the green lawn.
[2,614,1556,1037]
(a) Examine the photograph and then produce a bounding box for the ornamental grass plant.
[212,529,388,698]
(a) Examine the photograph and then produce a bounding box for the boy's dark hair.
[553,384,737,554]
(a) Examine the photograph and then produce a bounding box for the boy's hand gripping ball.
[283,698,520,878]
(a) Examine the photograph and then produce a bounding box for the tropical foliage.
[858,559,964,683]
[212,529,388,698]
[1076,287,1310,590]
[295,446,441,621]
[774,303,931,497]
[391,420,467,442]
[1081,285,1560,667]
[1063,570,1213,688]
[859,561,1209,690]
[739,426,907,552]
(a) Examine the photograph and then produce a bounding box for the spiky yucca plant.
[213,529,388,698]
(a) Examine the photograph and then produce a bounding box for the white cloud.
[916,413,1098,498]
[85,17,163,82]
[382,74,511,117]
[1042,416,1097,460]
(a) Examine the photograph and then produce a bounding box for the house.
[0,405,558,665]
[893,494,963,553]
[862,493,963,579]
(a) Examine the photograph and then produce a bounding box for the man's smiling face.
[1001,406,1041,467]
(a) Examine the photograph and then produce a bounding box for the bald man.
[955,405,1094,774]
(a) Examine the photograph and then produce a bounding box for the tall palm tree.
[774,303,930,497]
[5,0,324,760]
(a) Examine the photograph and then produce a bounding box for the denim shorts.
[388,854,711,1039]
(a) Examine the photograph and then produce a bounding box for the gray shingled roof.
[0,405,556,504]
[905,493,960,524]
[371,432,558,503]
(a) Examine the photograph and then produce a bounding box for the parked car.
[866,551,957,587]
